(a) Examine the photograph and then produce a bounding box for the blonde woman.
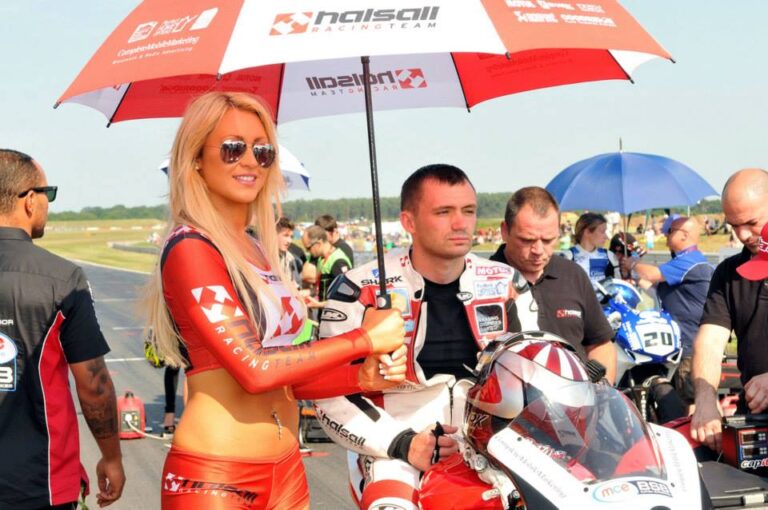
[145,92,406,510]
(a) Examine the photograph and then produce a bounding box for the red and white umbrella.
[57,0,672,302]
[58,0,671,124]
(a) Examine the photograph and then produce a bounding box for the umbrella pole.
[361,56,390,309]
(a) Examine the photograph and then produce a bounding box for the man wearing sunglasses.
[0,149,125,509]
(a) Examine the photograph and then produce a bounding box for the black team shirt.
[416,277,477,381]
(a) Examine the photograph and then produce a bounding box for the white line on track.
[112,326,144,331]
[105,357,145,363]
[74,259,151,275]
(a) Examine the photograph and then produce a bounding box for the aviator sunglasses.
[207,140,276,168]
[18,186,57,202]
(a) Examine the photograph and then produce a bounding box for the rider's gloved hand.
[407,423,459,472]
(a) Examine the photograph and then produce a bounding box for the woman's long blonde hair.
[144,91,301,367]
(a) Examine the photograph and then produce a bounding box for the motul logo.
[305,69,426,90]
[271,7,439,35]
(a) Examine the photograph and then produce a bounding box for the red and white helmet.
[464,331,592,457]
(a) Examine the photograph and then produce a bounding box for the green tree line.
[50,197,723,222]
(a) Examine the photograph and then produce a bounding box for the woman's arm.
[162,235,373,394]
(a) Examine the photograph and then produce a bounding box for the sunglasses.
[208,140,276,167]
[18,186,57,202]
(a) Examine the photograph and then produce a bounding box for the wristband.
[387,428,417,463]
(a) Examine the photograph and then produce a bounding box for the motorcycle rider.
[314,164,537,510]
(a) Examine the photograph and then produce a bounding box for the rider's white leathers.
[315,250,538,509]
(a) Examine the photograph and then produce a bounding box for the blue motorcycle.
[597,279,687,423]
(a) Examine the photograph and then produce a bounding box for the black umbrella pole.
[361,56,391,309]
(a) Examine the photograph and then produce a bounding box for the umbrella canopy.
[160,144,311,191]
[546,152,719,214]
[57,0,673,304]
[57,0,672,124]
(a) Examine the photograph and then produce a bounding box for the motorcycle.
[419,331,708,509]
[597,278,687,423]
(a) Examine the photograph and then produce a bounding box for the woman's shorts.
[161,445,308,510]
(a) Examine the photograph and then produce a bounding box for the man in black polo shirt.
[691,168,768,452]
[0,149,124,509]
[490,186,616,382]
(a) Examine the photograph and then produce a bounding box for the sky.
[0,1,766,213]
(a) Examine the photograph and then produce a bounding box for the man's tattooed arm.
[71,357,122,454]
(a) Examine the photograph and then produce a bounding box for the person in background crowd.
[315,164,536,510]
[645,224,656,251]
[558,223,572,250]
[0,149,124,509]
[691,168,768,452]
[143,91,406,509]
[276,216,302,288]
[562,212,619,288]
[302,225,352,305]
[315,213,354,267]
[490,186,617,382]
[161,364,187,437]
[609,232,647,279]
[622,216,714,410]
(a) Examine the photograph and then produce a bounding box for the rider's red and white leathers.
[314,250,537,508]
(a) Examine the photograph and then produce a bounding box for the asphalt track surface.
[75,262,354,509]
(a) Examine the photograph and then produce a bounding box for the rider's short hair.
[504,187,559,228]
[401,164,474,212]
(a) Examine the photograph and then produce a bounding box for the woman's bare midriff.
[172,368,300,459]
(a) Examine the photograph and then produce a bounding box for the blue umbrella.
[546,152,718,214]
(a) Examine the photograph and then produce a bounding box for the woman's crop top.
[160,226,371,398]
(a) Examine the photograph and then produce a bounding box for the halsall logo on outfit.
[191,286,245,323]
[556,309,582,319]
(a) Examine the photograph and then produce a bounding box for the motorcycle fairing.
[485,385,703,508]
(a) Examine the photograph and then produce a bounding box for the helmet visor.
[507,383,665,483]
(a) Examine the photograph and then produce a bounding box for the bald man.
[623,217,714,408]
[690,168,768,451]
